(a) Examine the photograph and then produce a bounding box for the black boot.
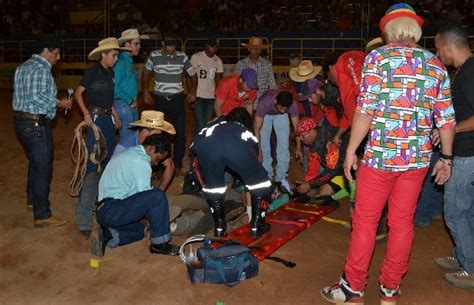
[149,242,179,256]
[250,194,271,237]
[207,197,227,237]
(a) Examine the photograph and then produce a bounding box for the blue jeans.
[444,156,474,273]
[75,172,101,231]
[114,98,138,148]
[15,118,54,220]
[414,151,443,225]
[96,189,171,246]
[193,97,214,135]
[154,93,185,168]
[86,114,116,174]
[261,114,290,182]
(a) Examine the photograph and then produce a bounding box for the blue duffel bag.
[179,235,259,287]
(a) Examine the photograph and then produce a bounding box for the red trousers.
[344,165,429,291]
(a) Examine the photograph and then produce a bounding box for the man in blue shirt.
[13,34,72,228]
[114,29,149,148]
[92,134,179,256]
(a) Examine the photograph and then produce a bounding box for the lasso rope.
[68,121,107,197]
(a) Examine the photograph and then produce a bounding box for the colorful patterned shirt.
[357,42,456,171]
[12,54,57,119]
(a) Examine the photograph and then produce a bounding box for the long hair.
[383,17,422,43]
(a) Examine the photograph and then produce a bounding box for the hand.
[296,182,311,193]
[294,149,303,164]
[58,98,72,109]
[331,136,342,146]
[432,159,452,185]
[186,92,197,104]
[431,129,440,146]
[316,89,326,99]
[113,114,121,129]
[143,91,153,105]
[343,151,358,181]
[83,113,93,127]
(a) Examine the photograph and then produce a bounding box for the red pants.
[344,165,429,291]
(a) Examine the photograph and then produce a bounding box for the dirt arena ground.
[0,89,472,305]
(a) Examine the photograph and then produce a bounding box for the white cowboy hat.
[129,111,176,135]
[88,37,131,60]
[289,60,322,82]
[241,36,268,49]
[117,28,150,44]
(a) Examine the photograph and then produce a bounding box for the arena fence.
[1,36,473,90]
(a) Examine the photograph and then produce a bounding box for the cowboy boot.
[207,197,227,237]
[250,194,272,237]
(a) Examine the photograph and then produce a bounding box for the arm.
[253,115,264,162]
[290,115,303,162]
[157,158,175,191]
[455,115,474,133]
[214,98,225,116]
[343,111,372,181]
[142,58,154,104]
[111,106,121,129]
[74,85,93,126]
[267,62,277,89]
[215,72,223,87]
[184,56,197,103]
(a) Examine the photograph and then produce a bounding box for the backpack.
[179,235,259,287]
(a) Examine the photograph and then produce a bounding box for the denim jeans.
[154,93,185,168]
[260,114,290,182]
[75,172,101,231]
[96,189,171,246]
[193,97,214,135]
[15,118,53,220]
[114,98,138,148]
[414,151,443,225]
[444,156,474,273]
[86,114,116,174]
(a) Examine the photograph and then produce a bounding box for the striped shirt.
[12,54,57,119]
[144,49,195,94]
[235,56,276,99]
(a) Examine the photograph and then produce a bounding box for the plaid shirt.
[235,56,276,99]
[13,54,57,119]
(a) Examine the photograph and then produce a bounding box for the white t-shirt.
[190,51,224,99]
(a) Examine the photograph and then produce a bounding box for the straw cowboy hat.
[88,37,131,60]
[117,28,149,44]
[129,111,176,135]
[289,60,322,82]
[365,37,384,53]
[241,37,268,49]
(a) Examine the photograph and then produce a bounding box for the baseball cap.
[240,68,258,89]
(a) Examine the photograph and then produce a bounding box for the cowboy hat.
[117,28,150,44]
[289,60,322,82]
[88,37,131,60]
[241,37,268,49]
[365,37,384,53]
[129,111,176,135]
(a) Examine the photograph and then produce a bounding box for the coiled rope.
[68,121,107,196]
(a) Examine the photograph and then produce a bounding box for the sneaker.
[435,256,460,270]
[34,216,68,228]
[445,270,474,289]
[321,277,364,304]
[379,284,401,305]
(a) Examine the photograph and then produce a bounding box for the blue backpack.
[179,235,259,287]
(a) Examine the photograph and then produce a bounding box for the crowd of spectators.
[1,0,473,40]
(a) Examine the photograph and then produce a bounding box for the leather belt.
[156,92,182,101]
[14,111,50,125]
[89,105,112,115]
[96,197,114,210]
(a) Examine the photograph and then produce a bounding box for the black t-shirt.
[80,63,115,109]
[451,57,474,157]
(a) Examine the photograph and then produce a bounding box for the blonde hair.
[383,17,422,43]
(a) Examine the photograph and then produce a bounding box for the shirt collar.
[32,54,52,68]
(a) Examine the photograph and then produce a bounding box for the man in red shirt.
[327,50,365,145]
[214,68,257,116]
